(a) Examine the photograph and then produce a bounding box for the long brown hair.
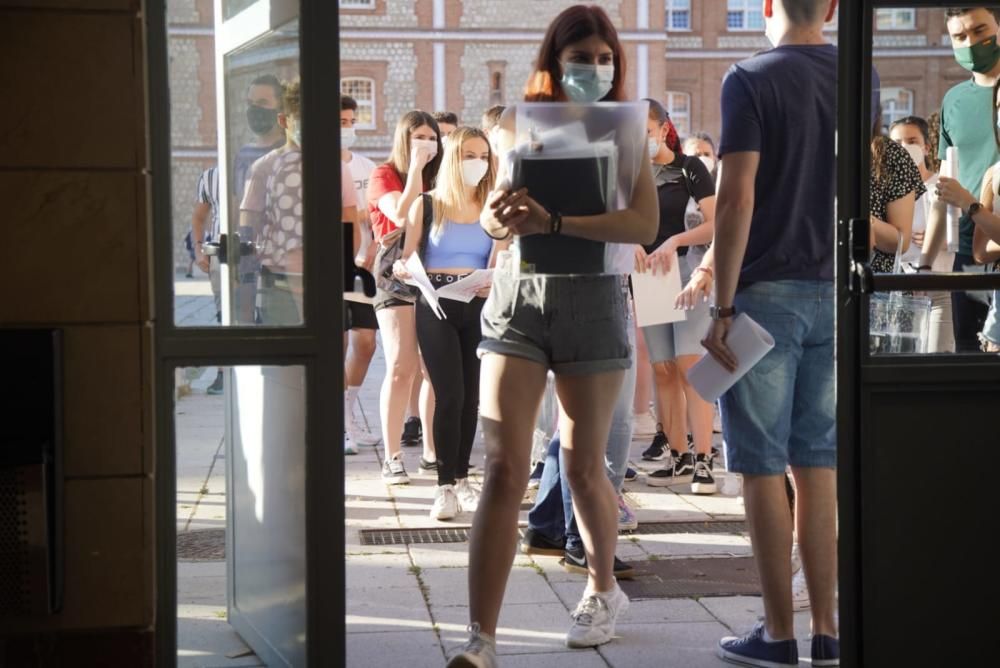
[523,5,627,103]
[430,127,497,234]
[871,105,889,185]
[386,110,443,189]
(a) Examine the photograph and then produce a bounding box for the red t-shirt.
[367,164,407,241]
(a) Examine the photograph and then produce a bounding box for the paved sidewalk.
[173,283,817,667]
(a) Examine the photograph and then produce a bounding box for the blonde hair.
[429,126,496,234]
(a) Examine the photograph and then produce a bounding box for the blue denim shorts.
[720,280,836,475]
[982,292,1000,346]
[479,271,631,375]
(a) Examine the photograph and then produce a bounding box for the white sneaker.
[345,396,381,446]
[454,478,480,512]
[430,484,460,521]
[344,434,359,456]
[446,623,497,667]
[565,584,629,648]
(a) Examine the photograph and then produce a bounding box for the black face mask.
[246,105,278,135]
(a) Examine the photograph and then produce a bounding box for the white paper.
[403,254,446,319]
[631,254,686,327]
[688,314,776,403]
[435,269,494,303]
[943,148,960,253]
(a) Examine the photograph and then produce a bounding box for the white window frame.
[338,0,375,9]
[666,0,692,32]
[726,0,764,32]
[341,77,376,130]
[876,8,917,31]
[666,91,691,138]
[880,87,915,128]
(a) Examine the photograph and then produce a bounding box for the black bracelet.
[485,226,511,241]
[549,211,563,235]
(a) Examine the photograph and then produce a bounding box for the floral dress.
[870,139,926,273]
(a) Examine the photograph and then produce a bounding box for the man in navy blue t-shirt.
[700,2,842,666]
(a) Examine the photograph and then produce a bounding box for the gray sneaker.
[446,623,497,667]
[565,585,629,648]
[381,456,410,485]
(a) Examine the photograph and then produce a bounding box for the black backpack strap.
[418,193,433,261]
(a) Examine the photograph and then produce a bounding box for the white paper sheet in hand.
[688,313,775,403]
[403,254,446,319]
[631,255,686,327]
[435,269,494,303]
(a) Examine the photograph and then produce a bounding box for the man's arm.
[191,202,212,273]
[702,151,760,371]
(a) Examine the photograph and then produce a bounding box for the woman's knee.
[563,451,604,492]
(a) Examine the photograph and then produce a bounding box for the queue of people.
[177,2,1000,666]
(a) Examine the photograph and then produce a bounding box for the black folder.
[513,154,611,274]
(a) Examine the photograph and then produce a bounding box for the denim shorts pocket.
[569,277,622,324]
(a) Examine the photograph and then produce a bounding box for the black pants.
[415,286,485,487]
[951,253,989,353]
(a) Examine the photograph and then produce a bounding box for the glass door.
[837,2,1000,665]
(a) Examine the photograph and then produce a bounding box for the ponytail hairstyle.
[644,97,683,154]
[524,5,627,102]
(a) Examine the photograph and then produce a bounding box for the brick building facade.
[166,2,975,271]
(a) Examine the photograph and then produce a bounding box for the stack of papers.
[403,255,495,320]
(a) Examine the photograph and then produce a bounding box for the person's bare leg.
[419,365,436,461]
[790,466,838,638]
[407,363,421,418]
[653,361,686,451]
[558,370,625,594]
[677,356,713,456]
[742,473,795,640]
[467,354,548,637]
[346,328,377,387]
[633,320,653,416]
[375,307,419,461]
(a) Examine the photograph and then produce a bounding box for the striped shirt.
[196,166,221,241]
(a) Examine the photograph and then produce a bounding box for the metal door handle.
[847,217,874,295]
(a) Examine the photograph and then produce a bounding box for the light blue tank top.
[424,219,493,270]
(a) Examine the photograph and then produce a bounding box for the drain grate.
[631,520,747,535]
[358,520,746,546]
[619,556,760,599]
[177,529,226,561]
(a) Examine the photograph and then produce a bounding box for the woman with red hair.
[447,6,658,666]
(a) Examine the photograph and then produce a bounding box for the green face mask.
[954,35,1000,74]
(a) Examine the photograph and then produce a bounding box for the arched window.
[340,77,375,129]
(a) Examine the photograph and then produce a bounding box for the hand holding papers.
[402,254,446,319]
[631,253,686,328]
[688,314,775,403]
[435,270,494,303]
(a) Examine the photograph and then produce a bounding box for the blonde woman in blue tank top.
[395,127,504,521]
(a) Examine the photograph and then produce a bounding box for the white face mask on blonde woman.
[462,158,489,186]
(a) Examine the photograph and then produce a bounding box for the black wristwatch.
[967,201,984,217]
[710,305,737,320]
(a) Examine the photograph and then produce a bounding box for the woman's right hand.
[676,268,713,310]
[634,245,648,273]
[912,229,925,249]
[409,143,435,173]
[392,259,412,281]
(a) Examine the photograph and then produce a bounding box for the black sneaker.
[641,425,668,461]
[206,371,224,395]
[401,417,422,448]
[560,545,635,580]
[646,451,694,487]
[381,456,410,485]
[624,466,638,483]
[526,460,544,490]
[691,453,717,495]
[418,456,439,473]
[519,528,566,557]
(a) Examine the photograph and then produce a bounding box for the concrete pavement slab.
[346,629,443,667]
[435,603,578,657]
[422,566,561,608]
[345,583,434,633]
[346,552,420,590]
[597,620,733,668]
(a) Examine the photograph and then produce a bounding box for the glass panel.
[870,6,1000,355]
[223,0,259,21]
[176,364,307,665]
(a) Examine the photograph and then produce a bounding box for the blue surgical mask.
[560,62,615,103]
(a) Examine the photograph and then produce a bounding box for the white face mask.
[698,155,717,173]
[648,138,660,159]
[462,158,489,187]
[341,126,356,149]
[412,138,438,160]
[902,142,926,169]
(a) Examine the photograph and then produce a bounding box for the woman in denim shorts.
[446,6,658,666]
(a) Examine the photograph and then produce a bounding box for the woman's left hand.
[392,259,411,281]
[936,176,977,211]
[645,238,679,275]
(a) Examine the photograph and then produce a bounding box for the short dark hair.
[341,95,358,112]
[782,0,830,25]
[433,111,459,126]
[945,7,1000,22]
[481,105,506,130]
[249,74,285,108]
